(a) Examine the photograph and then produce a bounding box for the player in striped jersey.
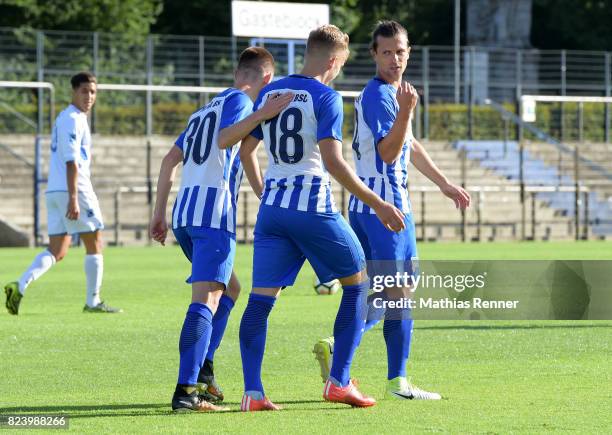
[315,20,471,400]
[149,47,293,412]
[237,25,406,412]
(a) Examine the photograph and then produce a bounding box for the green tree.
[351,0,457,45]
[152,0,230,36]
[0,0,163,36]
[152,0,363,37]
[532,0,612,50]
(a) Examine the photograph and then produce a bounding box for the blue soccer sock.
[364,318,381,332]
[329,281,368,387]
[239,293,276,394]
[383,306,413,380]
[177,302,214,386]
[205,294,235,362]
[363,292,385,332]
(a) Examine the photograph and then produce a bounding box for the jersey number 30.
[183,111,217,165]
[266,107,304,165]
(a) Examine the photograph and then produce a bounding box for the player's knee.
[51,249,67,262]
[207,291,223,312]
[191,282,225,311]
[338,269,367,286]
[86,239,103,255]
[226,281,241,302]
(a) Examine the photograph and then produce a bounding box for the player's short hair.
[70,72,96,90]
[236,47,275,79]
[371,20,409,51]
[306,24,349,58]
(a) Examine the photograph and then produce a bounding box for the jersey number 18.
[266,107,304,165]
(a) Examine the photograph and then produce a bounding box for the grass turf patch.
[1,242,611,433]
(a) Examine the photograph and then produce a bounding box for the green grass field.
[1,242,611,433]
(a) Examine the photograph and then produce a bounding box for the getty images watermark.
[364,260,612,320]
[370,269,519,310]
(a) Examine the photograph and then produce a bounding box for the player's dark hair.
[70,72,96,89]
[371,20,409,52]
[236,47,275,79]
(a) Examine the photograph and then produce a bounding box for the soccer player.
[238,24,406,412]
[4,72,120,315]
[314,20,471,400]
[149,47,293,412]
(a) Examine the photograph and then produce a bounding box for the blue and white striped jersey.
[172,88,250,233]
[348,77,412,214]
[251,75,343,213]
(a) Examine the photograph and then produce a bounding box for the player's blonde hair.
[306,24,350,58]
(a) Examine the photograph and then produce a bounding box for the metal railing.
[109,184,595,246]
[2,27,612,140]
[0,80,55,244]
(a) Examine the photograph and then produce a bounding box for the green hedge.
[1,102,609,142]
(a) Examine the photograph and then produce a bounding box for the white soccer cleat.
[386,377,442,400]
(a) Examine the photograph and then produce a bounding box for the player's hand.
[66,197,80,220]
[374,202,406,233]
[397,81,418,113]
[149,213,169,246]
[258,92,294,121]
[440,182,471,210]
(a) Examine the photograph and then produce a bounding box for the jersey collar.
[289,74,316,80]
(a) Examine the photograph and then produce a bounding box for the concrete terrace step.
[2,135,601,243]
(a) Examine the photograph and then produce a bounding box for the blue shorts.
[173,226,236,286]
[349,211,418,278]
[252,205,366,288]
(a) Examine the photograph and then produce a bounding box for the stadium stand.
[1,134,595,246]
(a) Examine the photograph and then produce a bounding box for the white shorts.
[46,191,104,236]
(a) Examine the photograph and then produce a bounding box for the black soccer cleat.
[196,359,224,402]
[171,385,228,412]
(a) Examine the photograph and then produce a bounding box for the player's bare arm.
[65,161,79,220]
[410,139,471,210]
[319,137,405,232]
[149,145,183,245]
[377,82,418,164]
[239,134,264,198]
[217,92,294,149]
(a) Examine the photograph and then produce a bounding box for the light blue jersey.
[348,77,412,214]
[172,88,251,233]
[251,74,342,213]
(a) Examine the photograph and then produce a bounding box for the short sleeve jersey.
[348,77,412,214]
[172,88,251,233]
[47,104,94,194]
[251,74,343,213]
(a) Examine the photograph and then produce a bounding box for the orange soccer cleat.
[323,378,376,408]
[240,394,281,412]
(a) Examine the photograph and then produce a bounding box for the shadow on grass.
[415,323,612,330]
[1,400,351,418]
[1,403,168,413]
